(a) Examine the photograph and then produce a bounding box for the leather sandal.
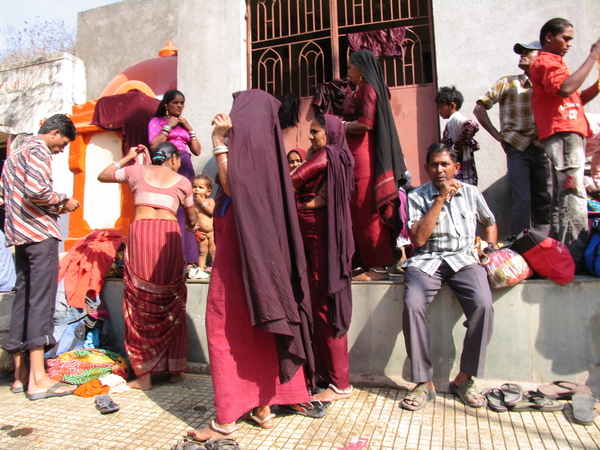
[400,383,436,411]
[450,379,486,408]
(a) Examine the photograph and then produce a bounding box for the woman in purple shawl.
[290,114,355,402]
[188,90,317,442]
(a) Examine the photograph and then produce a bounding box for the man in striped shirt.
[400,143,497,412]
[474,40,551,237]
[0,114,81,400]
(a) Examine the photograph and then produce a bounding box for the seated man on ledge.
[400,143,497,411]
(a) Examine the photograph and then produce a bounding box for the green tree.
[0,17,76,67]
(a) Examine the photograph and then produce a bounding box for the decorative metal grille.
[249,0,434,97]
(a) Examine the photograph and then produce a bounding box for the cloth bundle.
[47,348,130,385]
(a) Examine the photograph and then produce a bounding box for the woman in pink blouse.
[148,90,201,268]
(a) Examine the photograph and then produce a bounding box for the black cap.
[513,41,542,54]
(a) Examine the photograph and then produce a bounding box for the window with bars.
[249,0,434,97]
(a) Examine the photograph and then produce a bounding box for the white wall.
[177,0,247,178]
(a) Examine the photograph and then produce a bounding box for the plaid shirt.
[404,181,495,276]
[0,137,67,246]
[477,73,543,151]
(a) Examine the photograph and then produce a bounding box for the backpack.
[585,219,600,276]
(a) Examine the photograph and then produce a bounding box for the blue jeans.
[544,132,588,268]
[504,142,552,236]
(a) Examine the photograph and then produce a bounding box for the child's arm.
[197,198,215,217]
[454,121,480,152]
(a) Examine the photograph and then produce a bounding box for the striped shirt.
[477,74,543,151]
[0,137,67,246]
[404,182,495,276]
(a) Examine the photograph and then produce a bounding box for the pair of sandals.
[538,380,597,425]
[400,379,486,411]
[484,383,564,413]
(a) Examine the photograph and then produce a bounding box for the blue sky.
[0,0,121,49]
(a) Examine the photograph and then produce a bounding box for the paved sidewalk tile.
[0,374,599,449]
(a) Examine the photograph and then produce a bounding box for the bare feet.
[127,374,152,390]
[187,420,239,441]
[315,385,353,402]
[352,267,390,281]
[245,405,275,429]
[169,373,183,383]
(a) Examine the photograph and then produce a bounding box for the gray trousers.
[544,132,588,269]
[402,262,494,383]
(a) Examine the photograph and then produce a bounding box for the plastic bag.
[484,248,534,289]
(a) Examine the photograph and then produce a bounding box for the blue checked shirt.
[404,182,495,276]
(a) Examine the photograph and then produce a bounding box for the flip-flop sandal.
[278,402,327,418]
[450,380,486,408]
[247,411,275,429]
[500,383,524,407]
[10,385,27,394]
[537,380,592,400]
[400,383,436,411]
[510,391,559,411]
[26,382,75,401]
[572,393,597,425]
[482,388,508,412]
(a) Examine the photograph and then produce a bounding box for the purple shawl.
[227,89,314,386]
[323,115,355,337]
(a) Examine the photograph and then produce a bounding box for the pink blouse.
[148,117,191,154]
[114,165,194,215]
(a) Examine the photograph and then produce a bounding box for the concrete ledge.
[2,276,600,395]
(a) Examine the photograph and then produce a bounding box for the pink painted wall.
[281,84,439,187]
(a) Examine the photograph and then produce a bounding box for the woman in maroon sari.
[291,114,355,402]
[98,142,197,390]
[188,90,316,442]
[343,49,407,281]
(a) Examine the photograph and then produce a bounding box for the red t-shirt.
[529,51,591,140]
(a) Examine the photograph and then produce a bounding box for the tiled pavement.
[1,373,599,450]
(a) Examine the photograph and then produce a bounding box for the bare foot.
[27,379,75,396]
[187,420,239,442]
[245,405,275,429]
[352,268,389,281]
[315,386,353,402]
[169,373,183,383]
[127,374,152,390]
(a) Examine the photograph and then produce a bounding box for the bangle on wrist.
[113,161,121,170]
[161,131,169,137]
[189,130,196,137]
[162,125,172,132]
[217,158,228,167]
[200,203,208,208]
[213,147,229,156]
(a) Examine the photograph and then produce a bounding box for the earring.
[165,109,170,119]
[359,76,363,82]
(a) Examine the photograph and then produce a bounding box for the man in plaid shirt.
[474,40,551,237]
[400,143,497,412]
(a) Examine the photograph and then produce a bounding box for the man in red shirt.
[529,18,600,270]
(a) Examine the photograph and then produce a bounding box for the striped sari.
[123,219,188,376]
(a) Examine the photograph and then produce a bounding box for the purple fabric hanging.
[347,27,407,59]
